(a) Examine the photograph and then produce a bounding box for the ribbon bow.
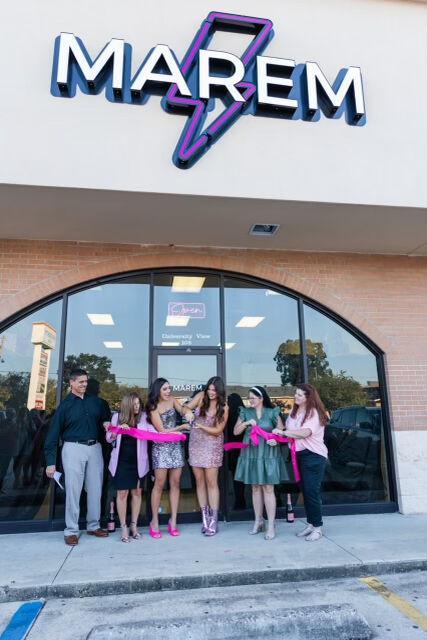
[224,424,300,482]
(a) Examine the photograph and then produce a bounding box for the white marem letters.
[256,56,298,110]
[306,62,365,116]
[199,50,246,102]
[131,45,191,96]
[56,33,124,91]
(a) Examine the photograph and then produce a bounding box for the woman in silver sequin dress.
[146,378,193,538]
[185,377,228,536]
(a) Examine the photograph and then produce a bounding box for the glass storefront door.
[151,348,223,521]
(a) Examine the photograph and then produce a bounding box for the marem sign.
[51,11,366,168]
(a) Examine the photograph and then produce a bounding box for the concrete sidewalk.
[1,513,426,603]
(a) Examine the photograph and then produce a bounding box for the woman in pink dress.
[185,377,229,536]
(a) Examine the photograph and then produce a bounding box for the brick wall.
[1,239,427,437]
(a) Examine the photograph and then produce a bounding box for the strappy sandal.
[249,518,264,535]
[120,524,131,543]
[130,521,141,539]
[264,526,276,540]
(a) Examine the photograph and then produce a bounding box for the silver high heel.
[249,519,264,535]
[264,526,276,540]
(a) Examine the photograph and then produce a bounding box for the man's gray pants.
[62,442,104,536]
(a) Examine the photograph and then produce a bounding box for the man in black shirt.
[45,368,111,545]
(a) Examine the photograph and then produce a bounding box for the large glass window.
[153,274,220,347]
[303,304,389,504]
[64,279,150,408]
[59,279,150,522]
[0,300,62,521]
[224,279,301,403]
[0,270,395,530]
[224,279,301,511]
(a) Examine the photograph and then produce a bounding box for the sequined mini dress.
[151,407,185,469]
[188,408,224,468]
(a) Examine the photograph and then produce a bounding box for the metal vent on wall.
[249,224,280,236]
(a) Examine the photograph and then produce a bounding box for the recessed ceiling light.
[225,342,236,350]
[249,224,280,236]
[235,316,265,328]
[166,315,190,327]
[162,341,180,346]
[87,313,114,325]
[172,276,206,293]
[103,341,123,349]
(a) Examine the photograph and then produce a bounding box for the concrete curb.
[1,558,426,603]
[85,604,372,639]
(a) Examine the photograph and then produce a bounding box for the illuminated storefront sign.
[51,11,366,167]
[168,302,206,319]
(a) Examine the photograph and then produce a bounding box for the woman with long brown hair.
[273,383,329,541]
[105,392,149,542]
[146,378,193,538]
[185,376,229,536]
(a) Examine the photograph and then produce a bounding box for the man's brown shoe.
[64,534,79,546]
[87,528,108,537]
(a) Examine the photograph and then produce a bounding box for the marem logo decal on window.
[51,11,366,168]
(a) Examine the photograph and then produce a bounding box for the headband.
[250,386,263,397]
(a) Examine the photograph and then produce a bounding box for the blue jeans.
[297,449,327,528]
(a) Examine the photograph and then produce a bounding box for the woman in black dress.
[106,393,148,542]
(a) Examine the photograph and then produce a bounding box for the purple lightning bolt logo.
[163,12,273,168]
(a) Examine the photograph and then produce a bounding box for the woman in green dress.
[234,386,293,540]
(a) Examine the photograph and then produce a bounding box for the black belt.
[74,439,98,446]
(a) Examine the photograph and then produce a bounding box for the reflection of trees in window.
[63,353,146,410]
[314,372,368,413]
[274,339,330,386]
[274,338,369,412]
[0,372,31,410]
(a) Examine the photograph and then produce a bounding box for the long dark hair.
[290,383,328,426]
[200,376,227,424]
[146,378,169,424]
[119,392,142,427]
[249,385,274,408]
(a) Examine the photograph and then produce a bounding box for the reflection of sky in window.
[225,285,299,388]
[0,301,62,377]
[304,305,378,385]
[65,284,149,385]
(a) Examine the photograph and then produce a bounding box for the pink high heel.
[149,524,162,539]
[167,520,180,537]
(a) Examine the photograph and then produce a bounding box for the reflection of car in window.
[325,405,383,492]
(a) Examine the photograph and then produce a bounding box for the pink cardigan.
[106,412,156,478]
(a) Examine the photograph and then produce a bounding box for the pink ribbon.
[224,442,249,451]
[224,425,300,482]
[108,425,187,443]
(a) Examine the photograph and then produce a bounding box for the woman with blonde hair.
[105,392,150,542]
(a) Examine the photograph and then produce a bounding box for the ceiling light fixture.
[87,313,115,325]
[103,341,123,349]
[171,276,206,293]
[165,315,190,327]
[235,316,265,328]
